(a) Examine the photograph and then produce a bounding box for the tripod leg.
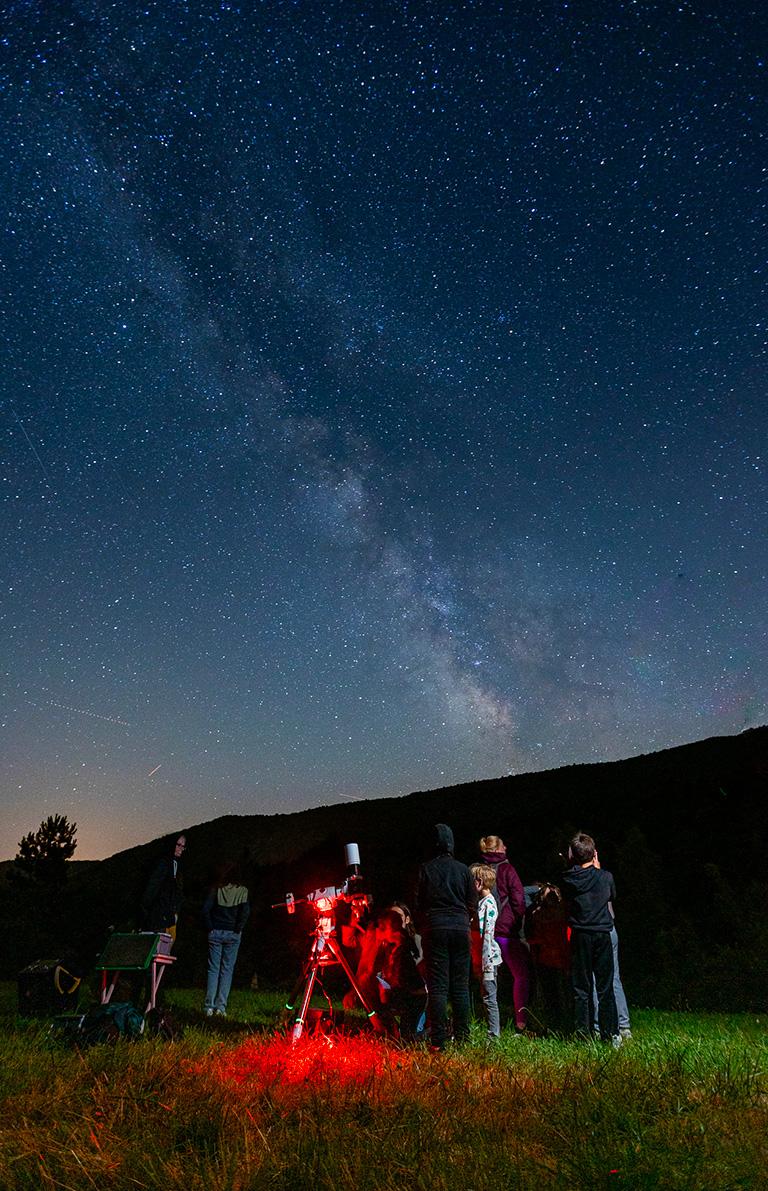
[285,930,325,1014]
[284,961,311,1015]
[291,961,320,1043]
[327,938,387,1034]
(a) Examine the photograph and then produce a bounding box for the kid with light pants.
[469,863,503,1040]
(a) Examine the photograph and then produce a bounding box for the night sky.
[2,1,765,860]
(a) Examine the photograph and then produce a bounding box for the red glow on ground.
[206,1032,415,1091]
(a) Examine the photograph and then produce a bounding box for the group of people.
[140,833,251,1018]
[413,823,630,1050]
[139,823,631,1046]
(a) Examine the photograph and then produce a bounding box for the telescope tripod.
[285,919,385,1043]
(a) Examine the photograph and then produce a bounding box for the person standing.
[202,860,250,1018]
[478,834,529,1032]
[415,823,477,1051]
[592,923,631,1040]
[141,833,186,946]
[525,882,571,1034]
[468,863,503,1041]
[560,832,619,1044]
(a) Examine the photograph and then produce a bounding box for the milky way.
[1,2,765,857]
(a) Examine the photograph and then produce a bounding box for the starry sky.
[1,1,766,860]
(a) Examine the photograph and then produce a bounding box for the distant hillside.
[3,726,767,1009]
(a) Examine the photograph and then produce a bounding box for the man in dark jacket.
[560,831,619,1043]
[415,823,477,1050]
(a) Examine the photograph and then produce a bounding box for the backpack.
[488,859,510,919]
[77,1001,146,1046]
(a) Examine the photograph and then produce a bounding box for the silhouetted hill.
[3,726,767,1009]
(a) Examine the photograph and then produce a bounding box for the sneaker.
[204,1008,214,1017]
[215,1009,227,1017]
[611,1034,623,1050]
[619,1027,633,1040]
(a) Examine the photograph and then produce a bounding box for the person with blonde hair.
[478,834,529,1032]
[469,863,503,1040]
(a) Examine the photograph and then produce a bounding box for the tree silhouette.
[16,814,78,884]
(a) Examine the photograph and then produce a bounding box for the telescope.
[272,843,367,917]
[273,843,384,1042]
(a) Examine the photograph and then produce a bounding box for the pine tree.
[16,814,78,884]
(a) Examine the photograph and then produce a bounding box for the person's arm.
[479,900,495,973]
[353,925,380,996]
[141,860,165,920]
[558,873,574,917]
[201,889,215,932]
[235,898,251,933]
[506,865,526,927]
[414,865,427,931]
[464,868,479,916]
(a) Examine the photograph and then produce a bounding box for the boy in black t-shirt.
[560,832,619,1044]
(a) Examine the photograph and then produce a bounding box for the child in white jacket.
[469,863,503,1040]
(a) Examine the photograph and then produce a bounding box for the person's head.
[173,834,187,859]
[213,858,240,887]
[434,823,454,855]
[376,909,406,946]
[469,862,497,895]
[388,901,413,928]
[479,834,506,854]
[568,832,596,866]
[537,882,562,907]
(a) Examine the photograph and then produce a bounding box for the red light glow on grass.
[205,1032,416,1094]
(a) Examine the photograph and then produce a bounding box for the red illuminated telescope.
[272,843,365,916]
[273,843,384,1042]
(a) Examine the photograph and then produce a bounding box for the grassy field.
[0,981,766,1190]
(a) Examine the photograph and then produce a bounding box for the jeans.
[592,927,630,1032]
[571,929,617,1041]
[205,929,241,1013]
[497,935,530,1030]
[424,927,471,1048]
[377,977,428,1040]
[480,975,500,1038]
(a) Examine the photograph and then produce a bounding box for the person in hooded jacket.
[415,823,477,1050]
[202,860,250,1017]
[559,832,618,1043]
[478,834,529,1032]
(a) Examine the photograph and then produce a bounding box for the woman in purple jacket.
[478,834,530,1032]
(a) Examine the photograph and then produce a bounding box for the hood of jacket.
[434,823,454,855]
[217,884,249,908]
[563,864,603,893]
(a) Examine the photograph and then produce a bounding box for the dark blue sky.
[2,1,765,858]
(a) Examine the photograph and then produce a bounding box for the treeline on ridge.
[1,726,766,1013]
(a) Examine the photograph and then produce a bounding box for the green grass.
[0,982,766,1190]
